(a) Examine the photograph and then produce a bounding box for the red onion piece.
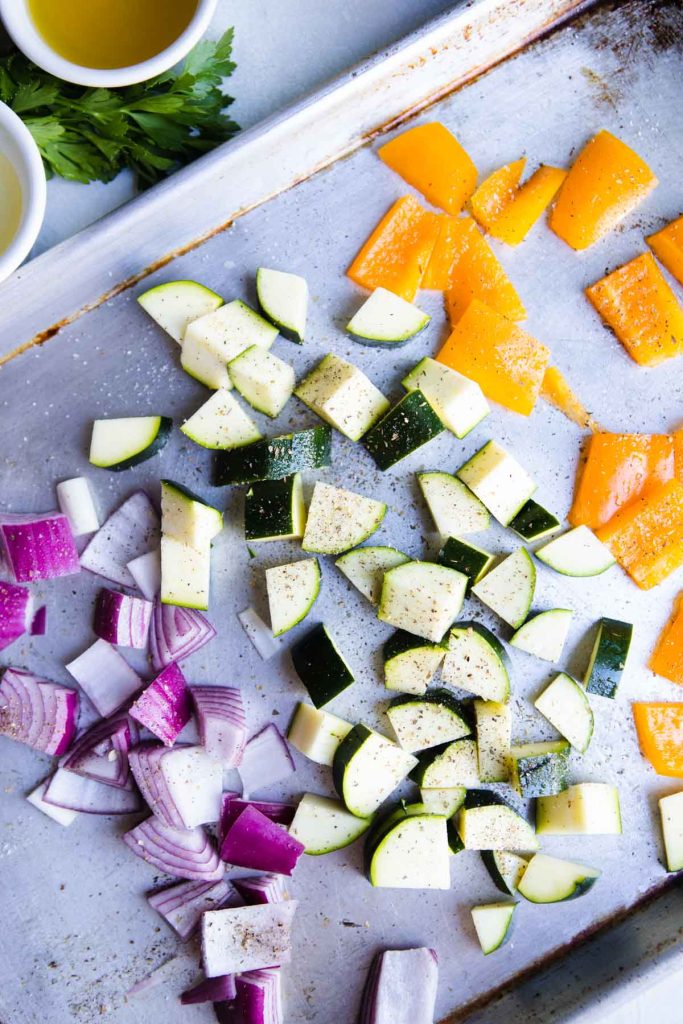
[181,974,237,1005]
[0,668,79,755]
[191,685,246,765]
[230,967,283,1024]
[61,713,138,789]
[238,607,281,661]
[238,724,295,797]
[127,547,161,600]
[0,580,33,651]
[123,816,224,881]
[56,477,100,537]
[0,512,79,582]
[80,491,159,587]
[219,796,295,847]
[26,779,79,826]
[129,743,223,828]
[219,805,304,875]
[128,742,184,828]
[66,639,142,717]
[30,605,47,636]
[233,874,288,906]
[130,662,191,746]
[93,589,152,649]
[201,903,297,976]
[358,948,439,1024]
[147,878,233,941]
[149,602,216,671]
[43,767,143,814]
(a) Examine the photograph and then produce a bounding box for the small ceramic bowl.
[0,0,218,88]
[0,101,46,283]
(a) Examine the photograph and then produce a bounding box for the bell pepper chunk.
[675,429,683,484]
[550,130,658,250]
[378,122,478,215]
[650,594,683,687]
[470,158,526,231]
[570,432,675,530]
[541,366,601,432]
[596,478,683,589]
[647,215,683,287]
[444,217,526,324]
[347,195,441,302]
[437,298,550,416]
[422,215,460,290]
[487,166,567,246]
[633,702,683,778]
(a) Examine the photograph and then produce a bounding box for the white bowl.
[0,101,46,283]
[0,0,218,87]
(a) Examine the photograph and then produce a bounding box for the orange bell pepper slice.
[550,130,657,250]
[570,432,675,530]
[347,196,441,302]
[675,429,683,483]
[437,298,550,416]
[422,215,460,290]
[586,252,683,367]
[486,166,567,246]
[647,215,683,287]
[650,594,683,686]
[470,158,526,231]
[541,366,601,432]
[633,702,683,778]
[596,478,683,589]
[378,122,478,215]
[444,217,526,324]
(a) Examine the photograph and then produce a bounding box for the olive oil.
[0,155,22,256]
[28,0,199,70]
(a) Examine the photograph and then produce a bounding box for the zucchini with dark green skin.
[439,537,495,590]
[481,850,529,895]
[383,629,446,695]
[410,735,478,789]
[291,623,354,708]
[244,474,306,542]
[90,415,172,471]
[510,740,570,798]
[583,617,633,698]
[387,689,472,752]
[213,425,331,485]
[363,390,444,470]
[508,499,561,541]
[333,725,417,818]
[442,621,510,703]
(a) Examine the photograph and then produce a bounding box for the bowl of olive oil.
[0,100,46,283]
[0,0,218,87]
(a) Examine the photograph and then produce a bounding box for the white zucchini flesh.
[534,673,594,753]
[420,739,480,788]
[420,787,466,817]
[181,299,278,390]
[384,643,445,696]
[337,731,418,817]
[659,791,683,872]
[517,853,600,903]
[137,280,222,344]
[347,287,430,343]
[89,416,168,469]
[510,608,573,663]
[161,481,223,550]
[202,902,297,976]
[536,783,622,835]
[536,525,616,577]
[458,805,539,852]
[228,345,295,418]
[180,389,262,450]
[295,353,389,441]
[265,559,321,636]
[418,472,490,535]
[56,476,99,536]
[287,703,352,766]
[289,793,370,854]
[472,549,536,629]
[160,535,211,610]
[442,625,510,702]
[378,561,467,643]
[256,267,308,342]
[457,440,536,526]
[387,701,471,753]
[482,850,529,894]
[403,358,490,438]
[475,700,511,783]
[471,903,516,954]
[302,482,386,555]
[369,814,451,889]
[160,746,223,828]
[335,545,410,605]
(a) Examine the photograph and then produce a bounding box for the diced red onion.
[216,968,283,1024]
[61,713,138,789]
[238,724,295,797]
[56,477,100,537]
[123,816,224,881]
[0,668,79,755]
[125,956,184,998]
[44,767,143,814]
[128,743,183,828]
[147,878,233,941]
[80,491,159,587]
[0,511,79,582]
[219,805,304,875]
[233,874,288,906]
[0,580,33,651]
[181,974,237,1005]
[219,796,295,847]
[358,948,439,1024]
[238,607,281,661]
[30,605,47,636]
[127,547,161,601]
[26,779,79,826]
[93,588,152,649]
[191,685,246,765]
[201,903,297,977]
[149,601,216,671]
[66,639,142,717]
[130,662,191,746]
[129,743,223,828]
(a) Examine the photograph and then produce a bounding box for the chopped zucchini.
[256,267,308,343]
[536,783,622,835]
[510,608,573,663]
[265,558,321,636]
[364,390,444,470]
[508,499,561,541]
[471,903,516,955]
[161,480,223,549]
[160,535,210,610]
[402,357,489,438]
[387,689,471,752]
[89,415,171,471]
[510,740,570,798]
[347,287,430,344]
[457,440,536,526]
[659,791,683,872]
[336,545,410,605]
[295,353,389,441]
[583,617,633,698]
[213,425,331,485]
[480,850,528,895]
[534,673,594,753]
[378,561,467,643]
[287,703,352,766]
[244,474,306,542]
[535,525,615,577]
[411,738,479,789]
[228,345,295,418]
[180,389,262,450]
[418,472,490,536]
[439,536,495,589]
[291,623,355,708]
[442,622,510,703]
[383,630,446,696]
[137,279,222,344]
[181,299,278,389]
[302,482,386,555]
[475,700,511,783]
[366,806,450,889]
[517,853,599,903]
[289,794,370,854]
[420,787,467,817]
[472,548,536,629]
[333,725,417,817]
[458,802,538,852]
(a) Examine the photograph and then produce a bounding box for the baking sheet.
[0,1,682,1022]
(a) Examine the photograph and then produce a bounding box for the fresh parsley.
[0,28,238,187]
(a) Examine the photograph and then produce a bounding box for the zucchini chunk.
[287,702,352,766]
[181,299,278,389]
[442,622,510,703]
[256,267,308,343]
[228,345,295,418]
[583,617,633,698]
[137,279,222,344]
[364,391,445,470]
[160,535,211,610]
[411,737,479,789]
[472,548,536,629]
[418,472,490,536]
[659,791,683,871]
[289,793,370,854]
[509,499,561,541]
[302,482,386,555]
[536,525,615,577]
[213,425,331,485]
[180,389,262,450]
[510,608,573,663]
[387,689,471,752]
[161,480,223,549]
[510,740,570,798]
[295,353,389,441]
[383,630,446,696]
[291,623,354,707]
[534,673,594,753]
[244,474,306,543]
[471,903,516,955]
[457,440,536,526]
[475,699,511,782]
[347,287,430,344]
[517,853,599,903]
[480,850,529,895]
[378,561,467,643]
[368,812,450,889]
[458,802,539,852]
[89,415,171,471]
[420,787,466,817]
[403,357,489,438]
[536,782,622,835]
[439,536,495,589]
[265,558,321,637]
[336,545,410,605]
[333,725,417,817]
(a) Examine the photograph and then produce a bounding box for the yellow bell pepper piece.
[487,166,567,245]
[470,158,525,232]
[378,123,478,215]
[444,217,526,324]
[647,215,683,287]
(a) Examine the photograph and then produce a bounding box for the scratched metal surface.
[0,2,682,1023]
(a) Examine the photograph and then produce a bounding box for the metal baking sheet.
[1,1,682,1022]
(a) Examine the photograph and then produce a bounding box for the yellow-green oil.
[0,155,22,256]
